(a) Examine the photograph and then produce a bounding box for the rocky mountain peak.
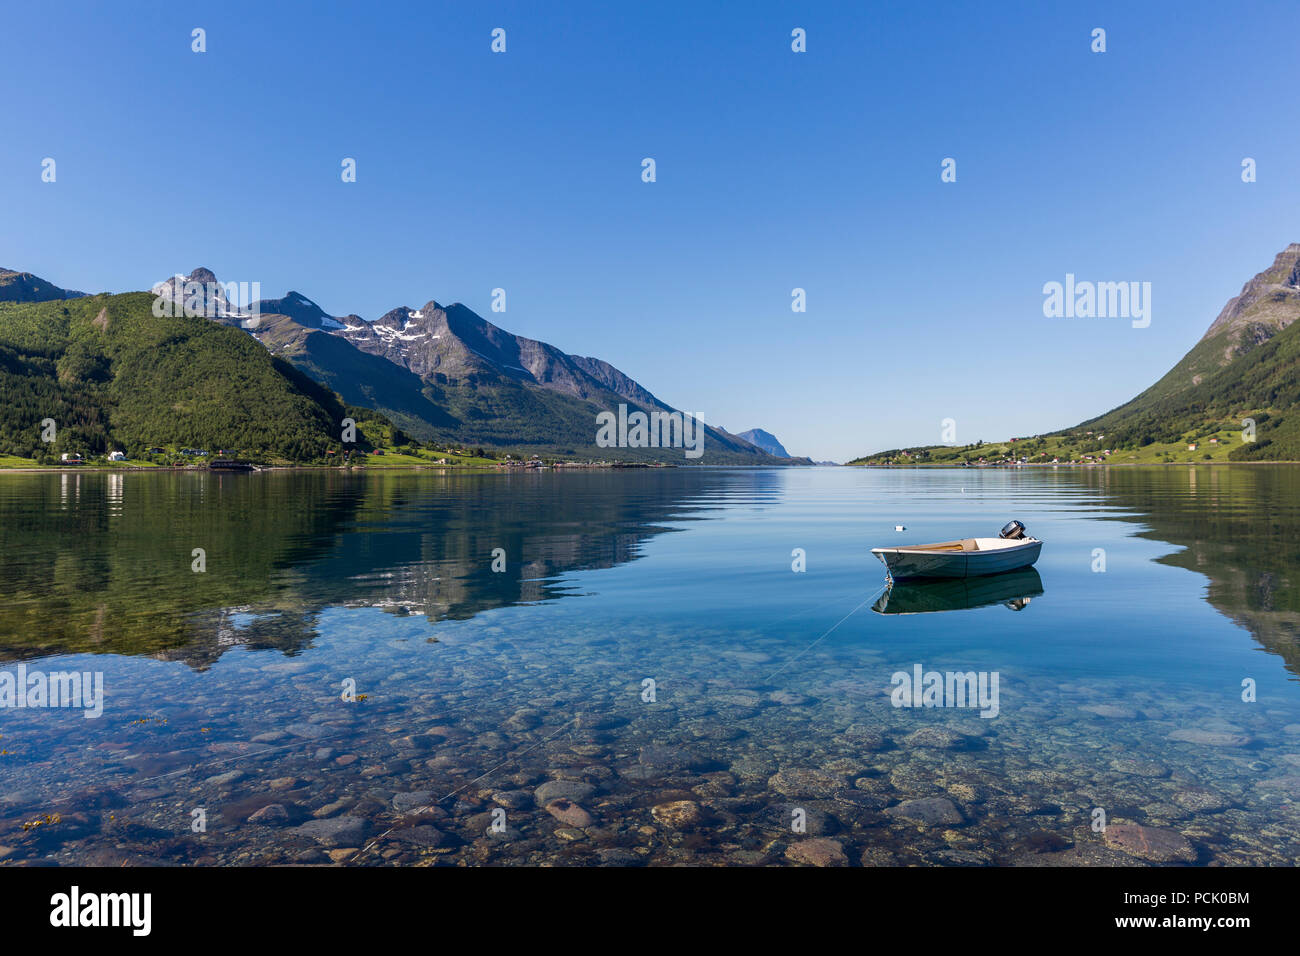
[1202,242,1300,344]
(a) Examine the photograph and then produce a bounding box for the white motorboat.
[871,520,1042,581]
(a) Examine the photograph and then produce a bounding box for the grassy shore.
[0,447,501,471]
[848,425,1274,467]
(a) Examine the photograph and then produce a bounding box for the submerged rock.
[1255,775,1300,795]
[392,791,436,814]
[886,797,964,826]
[637,744,712,772]
[842,725,887,751]
[389,825,450,848]
[292,815,369,847]
[1171,787,1230,812]
[1102,824,1196,863]
[651,800,707,829]
[545,799,594,827]
[902,727,975,751]
[491,789,532,810]
[285,722,330,740]
[785,838,848,866]
[534,780,595,806]
[769,768,841,798]
[765,803,840,836]
[1167,728,1251,747]
[247,804,290,826]
[205,770,246,787]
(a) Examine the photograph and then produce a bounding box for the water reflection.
[0,469,783,668]
[3,465,1300,867]
[873,568,1044,615]
[1078,465,1300,681]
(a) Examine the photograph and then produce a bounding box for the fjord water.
[2,466,1299,866]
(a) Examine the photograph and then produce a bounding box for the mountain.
[0,267,86,303]
[850,242,1300,465]
[252,290,355,331]
[2,264,790,463]
[0,292,379,461]
[246,284,779,462]
[283,298,669,410]
[150,267,255,323]
[1071,243,1300,459]
[737,428,791,458]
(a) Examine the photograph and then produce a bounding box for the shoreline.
[849,460,1300,468]
[4,459,1300,474]
[0,464,500,474]
[0,461,701,474]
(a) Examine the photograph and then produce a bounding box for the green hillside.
[0,293,363,462]
[1074,244,1300,461]
[851,243,1300,466]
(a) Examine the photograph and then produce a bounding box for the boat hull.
[871,539,1042,581]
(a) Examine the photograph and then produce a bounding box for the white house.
[108,450,127,461]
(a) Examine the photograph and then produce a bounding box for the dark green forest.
[0,294,384,462]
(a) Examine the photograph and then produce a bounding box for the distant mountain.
[737,428,791,458]
[243,281,778,462]
[252,290,356,331]
[0,267,86,303]
[297,299,668,409]
[4,262,793,463]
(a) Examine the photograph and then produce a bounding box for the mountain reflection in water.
[0,469,780,668]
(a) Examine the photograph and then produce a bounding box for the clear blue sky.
[2,1,1297,461]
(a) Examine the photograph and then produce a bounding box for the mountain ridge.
[0,265,783,463]
[0,267,86,303]
[243,277,778,461]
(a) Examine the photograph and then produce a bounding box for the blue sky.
[2,1,1297,461]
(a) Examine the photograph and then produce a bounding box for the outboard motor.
[999,520,1027,540]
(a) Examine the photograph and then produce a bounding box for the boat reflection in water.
[873,568,1044,615]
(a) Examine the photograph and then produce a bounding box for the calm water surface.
[2,466,1299,866]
